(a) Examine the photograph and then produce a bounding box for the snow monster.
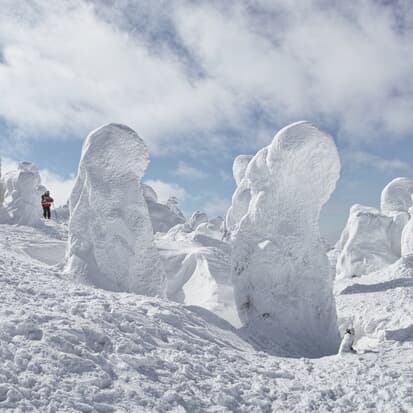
[229,121,340,357]
[65,123,165,296]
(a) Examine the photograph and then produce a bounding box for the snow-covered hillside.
[1,121,412,412]
[0,223,412,412]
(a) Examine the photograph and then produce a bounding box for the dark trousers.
[43,206,51,219]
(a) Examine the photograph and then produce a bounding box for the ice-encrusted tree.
[65,123,166,296]
[225,155,253,233]
[336,177,413,278]
[230,121,340,356]
[1,162,43,226]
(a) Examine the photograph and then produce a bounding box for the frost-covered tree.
[336,177,413,277]
[65,123,165,296]
[230,121,340,356]
[2,162,43,226]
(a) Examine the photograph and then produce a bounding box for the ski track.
[0,224,412,412]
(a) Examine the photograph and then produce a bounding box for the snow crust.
[1,162,43,226]
[230,121,340,356]
[65,123,165,296]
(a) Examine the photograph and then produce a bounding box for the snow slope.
[0,224,412,412]
[158,236,240,328]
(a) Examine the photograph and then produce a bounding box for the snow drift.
[65,123,165,296]
[230,121,340,356]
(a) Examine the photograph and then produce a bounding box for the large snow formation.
[401,203,413,256]
[230,121,340,356]
[336,205,397,278]
[142,184,185,233]
[225,155,253,232]
[0,158,9,223]
[65,123,165,296]
[1,162,43,226]
[336,177,413,278]
[381,177,413,216]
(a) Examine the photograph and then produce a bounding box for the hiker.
[41,190,54,219]
[339,327,356,354]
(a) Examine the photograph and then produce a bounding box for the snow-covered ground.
[0,223,412,412]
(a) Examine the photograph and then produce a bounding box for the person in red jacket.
[41,190,54,219]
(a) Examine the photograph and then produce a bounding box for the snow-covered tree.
[230,121,340,356]
[65,123,165,296]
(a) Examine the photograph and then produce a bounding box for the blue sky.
[1,0,413,243]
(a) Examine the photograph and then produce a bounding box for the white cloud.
[1,157,74,206]
[144,179,187,204]
[203,196,231,218]
[345,150,413,176]
[174,161,207,179]
[0,0,413,154]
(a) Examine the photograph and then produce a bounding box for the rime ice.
[336,177,413,277]
[65,123,165,295]
[142,184,185,233]
[230,121,340,356]
[2,162,43,226]
[336,205,397,278]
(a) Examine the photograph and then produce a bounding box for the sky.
[1,0,413,243]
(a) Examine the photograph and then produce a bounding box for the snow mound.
[1,162,43,226]
[336,254,413,344]
[381,177,413,216]
[193,216,224,241]
[336,205,398,278]
[187,211,208,231]
[65,123,165,296]
[230,121,340,356]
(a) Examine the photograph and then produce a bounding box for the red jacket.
[41,195,54,208]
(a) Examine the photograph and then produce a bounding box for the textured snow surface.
[230,121,340,357]
[187,211,208,231]
[1,223,412,412]
[1,162,43,226]
[336,254,413,346]
[65,123,165,296]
